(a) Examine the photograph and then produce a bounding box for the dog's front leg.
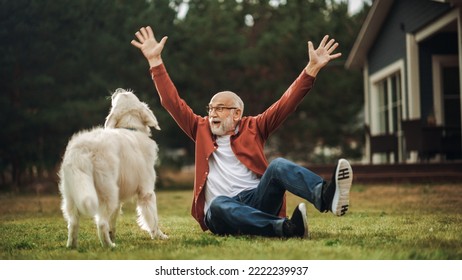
[96,218,116,248]
[137,191,168,240]
[67,218,79,248]
[109,208,119,243]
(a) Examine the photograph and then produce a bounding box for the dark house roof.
[346,0,462,69]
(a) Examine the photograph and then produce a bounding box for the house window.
[376,72,402,134]
[432,55,461,159]
[369,60,406,163]
[442,66,460,128]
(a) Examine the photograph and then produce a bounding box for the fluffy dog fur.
[58,88,167,248]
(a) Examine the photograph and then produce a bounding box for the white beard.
[210,116,235,136]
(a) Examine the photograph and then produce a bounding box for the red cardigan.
[150,64,315,231]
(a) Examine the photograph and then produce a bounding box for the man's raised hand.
[131,26,168,67]
[305,35,341,77]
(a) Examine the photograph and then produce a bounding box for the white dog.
[58,88,167,248]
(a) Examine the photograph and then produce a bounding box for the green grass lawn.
[0,183,461,260]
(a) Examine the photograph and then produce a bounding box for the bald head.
[210,91,244,117]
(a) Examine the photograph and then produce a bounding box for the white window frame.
[369,60,406,135]
[369,60,406,163]
[432,55,459,126]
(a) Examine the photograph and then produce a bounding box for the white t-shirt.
[204,135,260,212]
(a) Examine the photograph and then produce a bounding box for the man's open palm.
[131,26,167,63]
[308,35,341,69]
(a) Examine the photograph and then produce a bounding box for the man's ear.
[233,109,242,121]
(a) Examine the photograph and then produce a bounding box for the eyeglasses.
[206,105,238,114]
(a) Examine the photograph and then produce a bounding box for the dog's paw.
[158,233,169,240]
[151,229,168,240]
[66,240,78,249]
[101,241,116,248]
[105,243,116,248]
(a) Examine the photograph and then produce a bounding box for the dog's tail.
[59,150,98,217]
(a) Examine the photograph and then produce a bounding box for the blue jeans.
[205,158,325,237]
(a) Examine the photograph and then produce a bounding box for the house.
[346,0,462,164]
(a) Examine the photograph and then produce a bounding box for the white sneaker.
[330,159,353,216]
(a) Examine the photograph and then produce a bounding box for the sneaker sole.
[331,159,353,216]
[298,203,309,239]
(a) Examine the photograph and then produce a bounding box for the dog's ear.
[104,110,117,128]
[141,103,160,130]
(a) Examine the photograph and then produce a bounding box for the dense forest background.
[0,0,370,192]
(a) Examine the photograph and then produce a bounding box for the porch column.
[406,34,421,120]
[458,7,462,151]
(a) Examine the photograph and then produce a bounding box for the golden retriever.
[58,88,167,248]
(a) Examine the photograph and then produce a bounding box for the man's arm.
[131,26,167,68]
[131,26,200,140]
[257,35,342,138]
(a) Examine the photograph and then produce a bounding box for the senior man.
[131,26,353,238]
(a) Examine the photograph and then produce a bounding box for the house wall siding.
[368,0,450,75]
